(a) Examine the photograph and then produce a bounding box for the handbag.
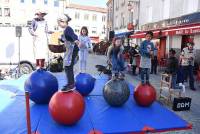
[172,97,191,111]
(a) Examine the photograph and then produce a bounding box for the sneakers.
[146,81,150,85]
[118,72,125,80]
[111,73,118,81]
[61,84,75,92]
[190,88,196,91]
[111,72,125,80]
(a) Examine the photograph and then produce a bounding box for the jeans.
[132,65,137,75]
[171,74,182,89]
[64,45,79,85]
[111,55,125,74]
[151,56,158,74]
[141,68,150,84]
[182,65,195,89]
[79,49,88,73]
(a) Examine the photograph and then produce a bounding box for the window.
[115,0,119,10]
[54,0,59,7]
[4,0,9,3]
[44,0,48,5]
[92,14,97,21]
[163,0,170,19]
[115,15,119,29]
[92,27,97,34]
[84,14,89,20]
[32,0,36,4]
[147,6,152,22]
[121,0,125,6]
[0,8,2,16]
[5,23,11,25]
[75,12,80,19]
[121,13,125,28]
[198,0,200,11]
[102,25,106,34]
[20,0,24,3]
[102,15,106,22]
[75,29,80,33]
[4,8,10,17]
[187,0,198,13]
[92,30,97,34]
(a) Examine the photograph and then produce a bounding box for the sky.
[70,0,107,8]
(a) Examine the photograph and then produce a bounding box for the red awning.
[90,36,99,43]
[162,24,200,36]
[130,30,161,39]
[130,23,200,38]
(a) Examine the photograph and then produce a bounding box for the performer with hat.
[28,9,48,69]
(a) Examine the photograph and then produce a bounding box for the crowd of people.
[126,31,197,91]
[28,10,92,91]
[28,9,198,92]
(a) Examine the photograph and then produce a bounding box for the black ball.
[103,79,130,107]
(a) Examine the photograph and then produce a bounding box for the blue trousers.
[182,65,195,89]
[111,55,125,73]
[140,68,150,84]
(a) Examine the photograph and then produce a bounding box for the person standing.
[57,14,80,91]
[28,9,48,69]
[139,31,154,85]
[151,43,158,74]
[129,44,139,75]
[107,37,125,80]
[165,49,185,95]
[180,42,196,91]
[78,26,92,73]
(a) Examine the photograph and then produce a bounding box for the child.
[107,37,125,80]
[57,14,80,91]
[129,44,140,75]
[165,49,185,95]
[78,26,92,73]
[139,31,154,85]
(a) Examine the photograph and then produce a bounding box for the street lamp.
[128,1,134,12]
[127,1,134,30]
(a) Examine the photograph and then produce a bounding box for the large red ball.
[134,83,156,107]
[49,91,85,125]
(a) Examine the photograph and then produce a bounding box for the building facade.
[106,0,113,39]
[65,3,107,43]
[131,0,200,62]
[0,0,66,30]
[107,0,139,45]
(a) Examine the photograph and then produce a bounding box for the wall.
[65,8,107,40]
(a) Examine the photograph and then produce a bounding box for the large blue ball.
[75,73,96,96]
[24,69,58,104]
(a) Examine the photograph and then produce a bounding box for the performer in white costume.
[28,9,48,68]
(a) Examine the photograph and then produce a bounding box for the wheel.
[19,62,34,75]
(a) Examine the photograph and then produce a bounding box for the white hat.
[57,14,71,22]
[35,9,47,15]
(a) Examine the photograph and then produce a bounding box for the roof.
[67,4,107,13]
